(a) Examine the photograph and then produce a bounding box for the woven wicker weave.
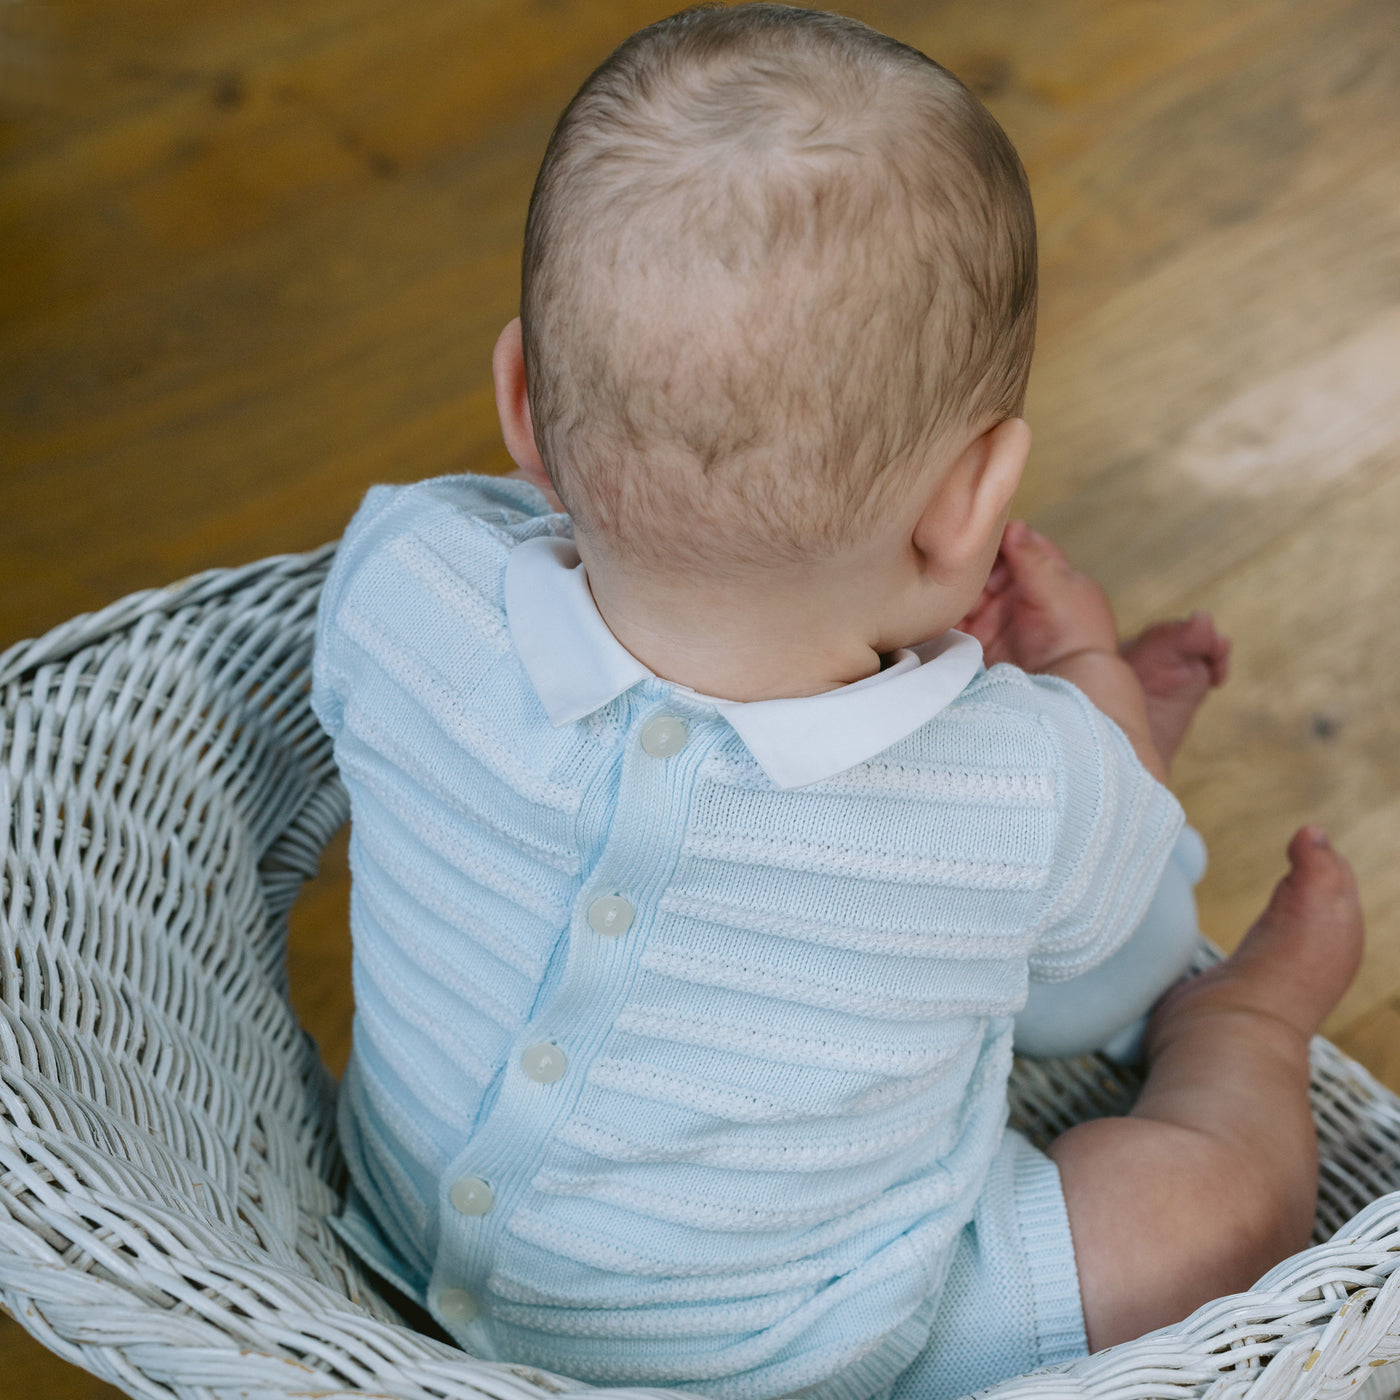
[4,549,1400,1400]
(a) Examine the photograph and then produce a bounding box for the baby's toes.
[1277,826,1360,920]
[1230,828,1364,1030]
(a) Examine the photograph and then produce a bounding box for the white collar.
[504,534,982,789]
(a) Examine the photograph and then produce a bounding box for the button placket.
[438,1288,479,1325]
[450,1175,495,1216]
[430,697,715,1317]
[521,1041,568,1083]
[640,714,689,757]
[587,894,635,937]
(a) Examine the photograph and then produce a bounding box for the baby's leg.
[1050,827,1363,1351]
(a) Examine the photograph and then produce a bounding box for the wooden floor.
[3,1,1400,1395]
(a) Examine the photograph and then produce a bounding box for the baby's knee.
[1055,1120,1314,1348]
[1154,1130,1315,1300]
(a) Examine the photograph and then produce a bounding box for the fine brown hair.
[520,4,1037,569]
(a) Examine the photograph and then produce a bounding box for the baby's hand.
[961,522,1169,782]
[959,521,1119,673]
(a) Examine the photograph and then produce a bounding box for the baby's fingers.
[982,558,1011,596]
[999,520,1075,585]
[958,589,1011,653]
[1210,640,1232,687]
[1174,610,1234,686]
[960,566,1008,627]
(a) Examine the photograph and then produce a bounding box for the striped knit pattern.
[311,475,1182,1400]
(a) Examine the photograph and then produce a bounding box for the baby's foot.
[1120,612,1231,770]
[1146,827,1364,1056]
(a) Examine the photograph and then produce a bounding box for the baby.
[311,7,1364,1399]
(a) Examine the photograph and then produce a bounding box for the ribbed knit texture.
[887,1133,1087,1400]
[311,475,1183,1400]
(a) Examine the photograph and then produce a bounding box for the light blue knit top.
[311,474,1183,1400]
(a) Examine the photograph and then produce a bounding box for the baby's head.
[509,3,1036,582]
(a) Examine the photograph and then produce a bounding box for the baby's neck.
[581,545,913,702]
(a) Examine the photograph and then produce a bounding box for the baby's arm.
[961,521,1206,1058]
[960,520,1167,783]
[1012,826,1204,1059]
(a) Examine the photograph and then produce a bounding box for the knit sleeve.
[1026,674,1184,983]
[310,472,555,740]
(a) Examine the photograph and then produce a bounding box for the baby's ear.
[493,317,549,482]
[914,418,1030,577]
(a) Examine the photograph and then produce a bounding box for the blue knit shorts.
[885,1130,1087,1400]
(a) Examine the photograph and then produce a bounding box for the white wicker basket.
[4,548,1400,1400]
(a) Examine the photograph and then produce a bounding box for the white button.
[588,895,634,937]
[450,1176,495,1216]
[640,715,689,757]
[522,1042,568,1083]
[439,1288,479,1324]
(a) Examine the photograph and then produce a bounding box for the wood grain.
[3,1,1399,1395]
